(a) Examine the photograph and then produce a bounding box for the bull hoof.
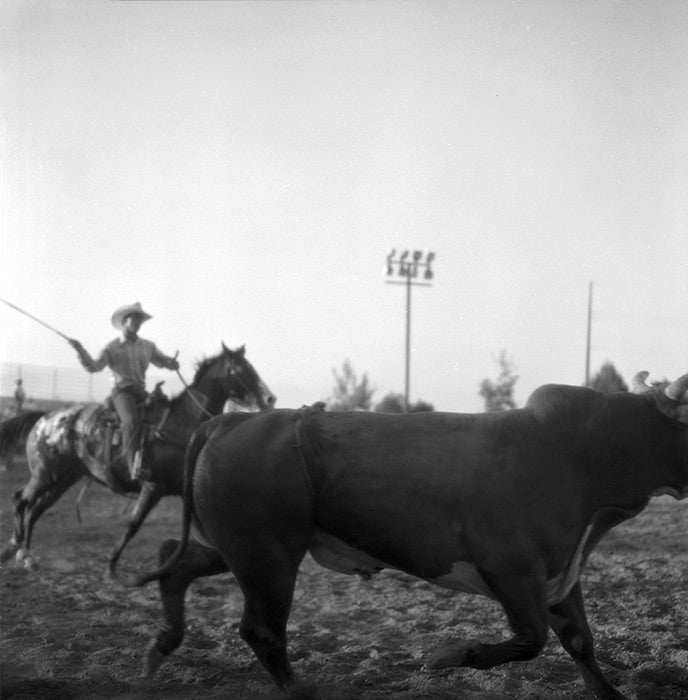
[144,642,166,677]
[285,683,319,700]
[427,639,478,669]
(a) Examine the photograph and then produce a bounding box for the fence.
[0,361,182,406]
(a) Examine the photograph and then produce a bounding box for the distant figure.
[68,302,179,481]
[13,379,26,415]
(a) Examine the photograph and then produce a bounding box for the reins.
[174,359,260,419]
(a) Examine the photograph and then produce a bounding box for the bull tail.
[132,419,212,587]
[0,411,45,457]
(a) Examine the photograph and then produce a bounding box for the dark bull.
[137,373,688,700]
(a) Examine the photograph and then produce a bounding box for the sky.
[1,0,687,412]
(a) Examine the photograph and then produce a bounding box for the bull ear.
[631,371,652,394]
[664,373,688,402]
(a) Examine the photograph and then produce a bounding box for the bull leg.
[428,570,549,670]
[106,480,162,579]
[232,551,309,696]
[145,539,228,675]
[549,583,625,700]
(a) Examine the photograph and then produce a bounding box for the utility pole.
[384,250,435,411]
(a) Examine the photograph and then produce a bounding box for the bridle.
[175,355,263,418]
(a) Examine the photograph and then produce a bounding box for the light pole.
[384,249,435,412]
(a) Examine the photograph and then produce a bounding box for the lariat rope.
[175,368,214,419]
[174,363,260,419]
[292,402,327,498]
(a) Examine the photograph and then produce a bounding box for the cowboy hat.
[111,302,153,330]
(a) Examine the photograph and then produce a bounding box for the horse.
[0,344,275,577]
[0,410,44,470]
[135,375,688,700]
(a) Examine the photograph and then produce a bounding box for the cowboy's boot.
[130,449,153,481]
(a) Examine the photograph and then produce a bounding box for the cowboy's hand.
[68,338,83,351]
[169,358,180,371]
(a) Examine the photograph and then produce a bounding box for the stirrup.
[130,451,153,481]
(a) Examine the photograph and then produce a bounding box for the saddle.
[76,382,171,474]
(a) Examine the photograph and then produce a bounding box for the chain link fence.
[1,361,182,416]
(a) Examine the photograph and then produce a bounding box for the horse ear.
[238,344,246,356]
[221,341,229,354]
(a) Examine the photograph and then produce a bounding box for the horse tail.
[132,418,214,587]
[0,411,45,457]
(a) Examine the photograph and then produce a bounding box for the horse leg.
[549,582,625,700]
[427,568,549,671]
[145,539,228,676]
[21,474,82,567]
[106,480,162,579]
[0,486,32,562]
[2,472,74,563]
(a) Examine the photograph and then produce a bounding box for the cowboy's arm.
[150,345,179,371]
[69,339,108,372]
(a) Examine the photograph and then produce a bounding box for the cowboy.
[13,378,26,414]
[68,302,179,481]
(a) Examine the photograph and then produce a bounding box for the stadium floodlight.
[384,250,435,412]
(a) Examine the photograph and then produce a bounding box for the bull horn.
[664,373,688,402]
[631,371,652,394]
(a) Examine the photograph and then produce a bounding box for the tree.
[479,350,518,412]
[374,393,434,413]
[590,361,628,393]
[328,360,375,411]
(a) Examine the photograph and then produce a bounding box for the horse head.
[204,343,276,411]
[219,343,276,411]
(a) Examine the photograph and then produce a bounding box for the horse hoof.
[427,639,475,669]
[144,643,166,677]
[0,547,16,563]
[22,556,38,571]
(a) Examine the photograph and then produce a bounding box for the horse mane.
[163,350,223,408]
[191,351,223,387]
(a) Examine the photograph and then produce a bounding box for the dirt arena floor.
[1,458,687,700]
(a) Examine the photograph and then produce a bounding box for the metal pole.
[385,250,434,411]
[585,281,593,387]
[405,272,411,412]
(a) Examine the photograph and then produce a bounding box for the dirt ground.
[1,458,687,700]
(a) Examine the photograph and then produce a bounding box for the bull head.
[631,371,652,394]
[635,372,688,425]
[664,373,688,403]
[631,371,688,402]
